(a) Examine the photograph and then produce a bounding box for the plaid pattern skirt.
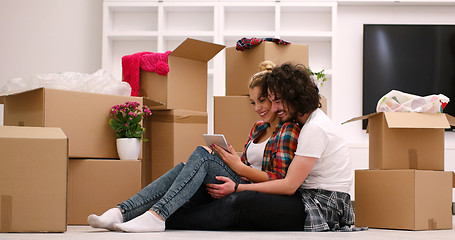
[298,188,367,232]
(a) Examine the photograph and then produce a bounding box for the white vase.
[116,138,141,160]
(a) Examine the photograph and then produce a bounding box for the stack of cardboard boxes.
[139,38,224,182]
[215,42,310,151]
[0,88,144,231]
[345,112,455,230]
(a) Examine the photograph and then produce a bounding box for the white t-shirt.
[295,108,353,193]
[246,137,270,170]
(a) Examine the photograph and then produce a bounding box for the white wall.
[0,0,103,124]
[334,4,455,199]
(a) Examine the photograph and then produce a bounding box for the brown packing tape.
[1,195,12,232]
[151,114,207,124]
[428,218,436,230]
[408,149,417,169]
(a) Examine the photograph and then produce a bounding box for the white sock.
[113,211,165,233]
[87,208,123,231]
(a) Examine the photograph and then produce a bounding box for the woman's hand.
[211,144,243,172]
[206,176,236,199]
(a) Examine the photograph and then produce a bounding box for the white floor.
[1,217,455,240]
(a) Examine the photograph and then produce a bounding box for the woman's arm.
[206,155,317,197]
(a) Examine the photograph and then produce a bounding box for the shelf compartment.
[223,6,275,32]
[163,6,215,32]
[108,6,158,32]
[280,6,332,32]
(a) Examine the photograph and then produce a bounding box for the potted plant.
[308,68,327,88]
[109,101,152,160]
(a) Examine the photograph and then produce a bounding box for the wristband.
[234,182,239,193]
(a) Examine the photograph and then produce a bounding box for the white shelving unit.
[102,0,337,132]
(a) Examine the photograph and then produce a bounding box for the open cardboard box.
[225,42,308,96]
[140,38,225,112]
[1,87,143,159]
[344,112,455,170]
[355,169,453,230]
[0,126,68,232]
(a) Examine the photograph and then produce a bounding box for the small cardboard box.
[147,109,207,182]
[0,126,68,232]
[67,159,141,225]
[140,38,225,112]
[1,87,143,159]
[355,169,453,230]
[225,42,309,96]
[344,112,454,170]
[214,96,260,151]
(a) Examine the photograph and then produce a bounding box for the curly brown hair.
[264,62,321,117]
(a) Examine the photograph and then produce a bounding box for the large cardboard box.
[344,112,453,170]
[67,159,141,225]
[1,87,143,159]
[0,126,68,232]
[225,42,309,96]
[214,96,260,151]
[355,169,453,230]
[140,38,225,112]
[147,109,207,182]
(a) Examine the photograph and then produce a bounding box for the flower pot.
[116,138,141,160]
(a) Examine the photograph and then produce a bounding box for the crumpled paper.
[0,69,131,96]
[376,90,449,113]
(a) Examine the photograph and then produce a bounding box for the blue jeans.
[117,146,246,221]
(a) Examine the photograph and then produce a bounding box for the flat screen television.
[363,24,455,130]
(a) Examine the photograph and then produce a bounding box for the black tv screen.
[363,24,455,130]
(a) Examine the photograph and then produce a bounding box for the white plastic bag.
[0,69,131,96]
[376,90,449,113]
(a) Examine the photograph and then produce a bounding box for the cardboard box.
[320,95,327,115]
[67,159,141,225]
[225,42,309,96]
[0,126,68,232]
[2,87,143,159]
[147,109,207,182]
[214,96,260,151]
[140,38,225,112]
[344,112,453,170]
[355,169,453,230]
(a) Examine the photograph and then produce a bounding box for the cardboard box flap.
[343,112,451,129]
[0,126,67,139]
[170,38,225,62]
[0,87,45,97]
[143,97,165,109]
[342,112,380,124]
[445,114,455,127]
[384,112,450,129]
[151,109,207,124]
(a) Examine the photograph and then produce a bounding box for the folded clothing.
[122,51,171,96]
[235,37,290,51]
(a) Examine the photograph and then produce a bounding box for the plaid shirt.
[240,121,300,180]
[299,188,367,232]
[236,37,291,51]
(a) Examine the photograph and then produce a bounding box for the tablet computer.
[203,134,229,152]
